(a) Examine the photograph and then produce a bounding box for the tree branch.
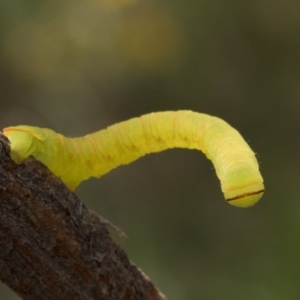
[0,134,166,300]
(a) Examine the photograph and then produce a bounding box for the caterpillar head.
[2,126,46,164]
[221,167,264,208]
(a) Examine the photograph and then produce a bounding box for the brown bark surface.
[0,134,166,300]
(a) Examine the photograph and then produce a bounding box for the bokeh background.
[0,0,300,299]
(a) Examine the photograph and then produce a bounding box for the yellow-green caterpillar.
[2,111,264,207]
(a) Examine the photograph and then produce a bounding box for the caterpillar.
[2,111,264,208]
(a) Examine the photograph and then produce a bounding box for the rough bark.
[0,134,166,300]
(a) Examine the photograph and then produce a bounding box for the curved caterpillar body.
[3,111,264,207]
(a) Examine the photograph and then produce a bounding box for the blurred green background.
[0,0,299,299]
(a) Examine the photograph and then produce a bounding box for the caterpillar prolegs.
[3,111,264,207]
